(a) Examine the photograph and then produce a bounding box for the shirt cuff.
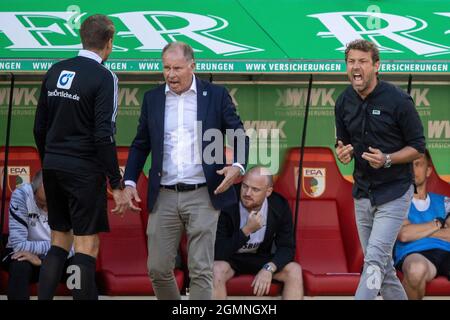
[124,180,136,188]
[232,163,245,176]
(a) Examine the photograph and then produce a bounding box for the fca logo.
[57,70,76,89]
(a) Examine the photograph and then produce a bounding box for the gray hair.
[161,41,194,61]
[31,170,43,193]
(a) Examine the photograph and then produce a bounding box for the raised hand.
[362,146,386,169]
[336,140,354,164]
[214,166,241,195]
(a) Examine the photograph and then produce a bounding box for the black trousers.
[2,250,71,300]
[8,259,40,300]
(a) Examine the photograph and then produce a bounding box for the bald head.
[246,166,273,187]
[240,166,273,211]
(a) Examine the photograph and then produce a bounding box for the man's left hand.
[251,269,273,296]
[214,166,241,194]
[12,251,42,266]
[362,147,386,169]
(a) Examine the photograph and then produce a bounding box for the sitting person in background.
[394,150,450,300]
[1,170,73,300]
[213,166,303,300]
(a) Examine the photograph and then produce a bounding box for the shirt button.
[365,131,368,135]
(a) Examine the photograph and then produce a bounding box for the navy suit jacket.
[124,77,249,212]
[215,184,296,271]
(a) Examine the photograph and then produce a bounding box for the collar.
[78,49,103,64]
[351,78,383,101]
[165,75,197,95]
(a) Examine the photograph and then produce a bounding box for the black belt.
[161,183,207,192]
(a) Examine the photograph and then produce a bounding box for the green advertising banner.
[1,81,448,180]
[0,0,449,73]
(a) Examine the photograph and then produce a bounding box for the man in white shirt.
[2,170,73,299]
[123,42,249,300]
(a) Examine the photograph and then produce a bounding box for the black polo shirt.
[335,80,425,206]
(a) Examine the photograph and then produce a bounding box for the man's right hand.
[242,210,264,235]
[111,189,130,216]
[123,186,142,213]
[336,140,354,164]
[12,251,42,266]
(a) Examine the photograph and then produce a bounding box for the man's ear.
[266,186,273,198]
[426,165,432,178]
[374,60,380,73]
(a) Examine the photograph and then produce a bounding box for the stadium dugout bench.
[274,147,363,296]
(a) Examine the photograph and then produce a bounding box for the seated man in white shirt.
[1,170,73,300]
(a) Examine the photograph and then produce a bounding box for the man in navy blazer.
[213,167,303,300]
[123,42,249,300]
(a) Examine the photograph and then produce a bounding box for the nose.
[352,61,362,69]
[167,68,175,78]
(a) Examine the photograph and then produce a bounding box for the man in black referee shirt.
[33,14,131,300]
[335,39,425,299]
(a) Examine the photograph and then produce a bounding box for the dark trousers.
[8,260,40,300]
[2,251,71,300]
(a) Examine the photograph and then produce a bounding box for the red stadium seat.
[0,147,41,199]
[274,147,363,296]
[423,161,450,295]
[1,199,9,236]
[97,198,181,296]
[427,162,450,197]
[97,149,185,296]
[0,146,41,237]
[0,146,41,239]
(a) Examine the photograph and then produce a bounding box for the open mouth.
[353,73,362,81]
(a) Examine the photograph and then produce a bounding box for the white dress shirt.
[161,76,206,185]
[238,199,268,253]
[125,75,244,188]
